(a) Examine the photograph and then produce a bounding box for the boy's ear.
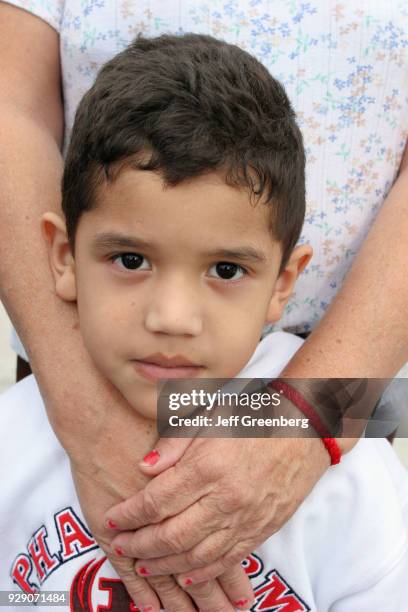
[41,212,77,302]
[266,244,312,324]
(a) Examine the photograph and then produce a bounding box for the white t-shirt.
[1,332,408,611]
[5,0,408,341]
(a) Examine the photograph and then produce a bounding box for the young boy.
[1,34,408,611]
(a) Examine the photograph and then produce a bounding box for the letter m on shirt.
[254,570,310,611]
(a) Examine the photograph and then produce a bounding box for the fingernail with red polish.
[106,519,117,530]
[114,546,124,557]
[141,449,160,466]
[184,577,193,586]
[234,599,249,607]
[142,606,154,612]
[137,566,150,576]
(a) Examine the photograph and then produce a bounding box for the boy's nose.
[144,281,203,337]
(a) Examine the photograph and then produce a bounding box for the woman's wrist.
[336,437,359,455]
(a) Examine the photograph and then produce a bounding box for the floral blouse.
[6,0,408,333]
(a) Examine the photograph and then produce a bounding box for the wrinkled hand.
[72,461,162,611]
[72,458,254,611]
[105,436,330,585]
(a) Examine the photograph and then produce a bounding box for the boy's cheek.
[76,280,128,331]
[76,305,121,366]
[216,329,262,378]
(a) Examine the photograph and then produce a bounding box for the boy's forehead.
[97,166,269,216]
[89,167,278,251]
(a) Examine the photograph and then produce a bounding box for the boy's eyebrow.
[91,233,268,263]
[91,232,152,252]
[205,247,267,263]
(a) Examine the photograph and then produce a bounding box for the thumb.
[139,437,194,475]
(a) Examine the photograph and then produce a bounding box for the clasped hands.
[103,434,329,611]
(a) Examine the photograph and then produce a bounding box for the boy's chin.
[134,406,157,421]
[121,388,159,422]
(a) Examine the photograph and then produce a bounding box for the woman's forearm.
[0,3,65,361]
[0,2,154,481]
[0,105,155,479]
[280,149,408,451]
[0,106,63,356]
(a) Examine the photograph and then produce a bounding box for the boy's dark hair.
[62,33,305,268]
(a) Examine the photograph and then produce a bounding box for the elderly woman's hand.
[73,451,255,612]
[105,436,330,585]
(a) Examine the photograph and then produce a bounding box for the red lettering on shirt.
[10,554,38,594]
[55,508,95,561]
[243,553,264,578]
[254,571,309,611]
[28,526,59,581]
[70,558,138,611]
[97,577,140,611]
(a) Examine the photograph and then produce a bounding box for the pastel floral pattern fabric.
[7,0,408,332]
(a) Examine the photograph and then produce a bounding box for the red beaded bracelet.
[268,379,342,465]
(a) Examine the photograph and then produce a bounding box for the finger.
[105,459,211,531]
[146,575,196,612]
[178,562,255,608]
[182,578,237,612]
[217,565,255,610]
[177,544,254,585]
[139,437,194,475]
[178,558,235,585]
[111,498,224,559]
[132,530,236,576]
[106,555,161,612]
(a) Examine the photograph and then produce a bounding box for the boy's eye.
[112,253,150,271]
[209,262,245,280]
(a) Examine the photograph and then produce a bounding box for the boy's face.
[44,169,310,419]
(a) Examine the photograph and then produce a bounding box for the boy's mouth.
[132,353,203,381]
